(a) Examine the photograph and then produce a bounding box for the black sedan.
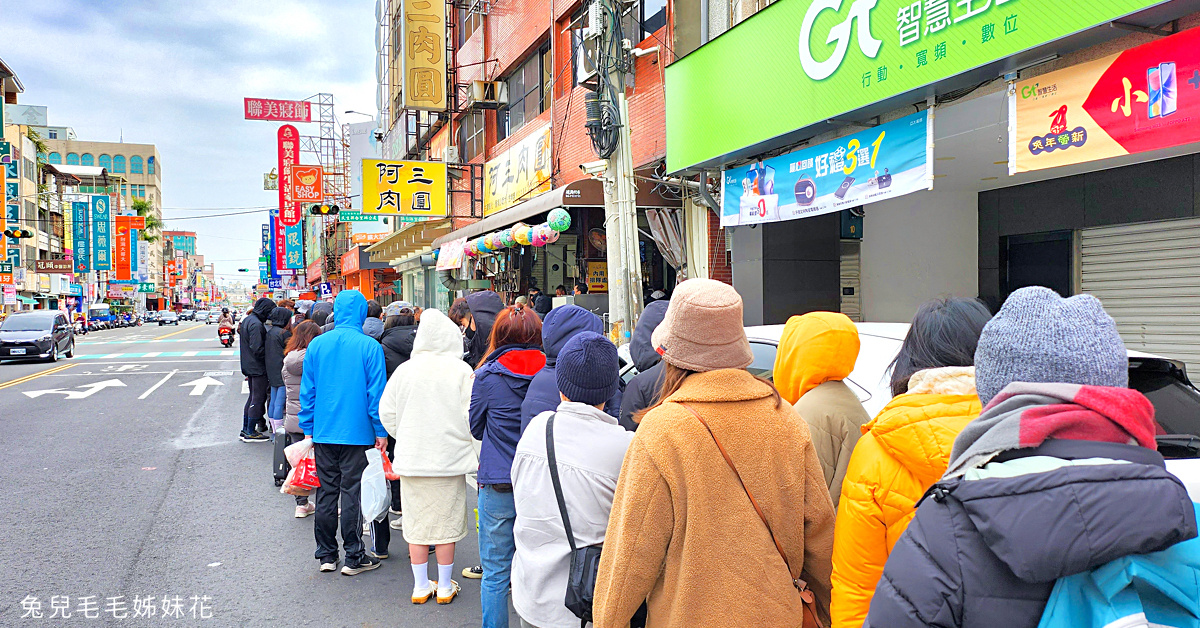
[0,311,75,362]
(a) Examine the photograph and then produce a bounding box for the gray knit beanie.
[974,286,1128,406]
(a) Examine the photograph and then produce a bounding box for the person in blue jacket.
[469,303,545,628]
[519,304,621,432]
[299,289,389,577]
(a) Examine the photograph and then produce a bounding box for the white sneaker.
[363,522,371,536]
[319,560,338,572]
[389,515,403,530]
[412,580,438,604]
[294,503,315,518]
[436,580,460,604]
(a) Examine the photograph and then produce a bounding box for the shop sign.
[1012,26,1200,174]
[721,109,930,226]
[341,247,361,275]
[339,211,381,222]
[69,284,84,296]
[91,195,111,271]
[587,261,608,293]
[483,125,552,216]
[352,232,388,245]
[361,159,448,217]
[277,125,302,227]
[137,282,155,293]
[114,216,132,281]
[286,164,324,204]
[666,0,1166,172]
[244,97,312,123]
[0,262,12,285]
[34,259,73,273]
[307,259,323,284]
[401,0,447,112]
[264,169,278,190]
[435,237,467,271]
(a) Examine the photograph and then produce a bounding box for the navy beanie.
[556,331,620,406]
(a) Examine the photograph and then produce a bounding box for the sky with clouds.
[4,0,378,285]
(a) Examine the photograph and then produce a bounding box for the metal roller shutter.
[1081,217,1200,374]
[840,241,862,323]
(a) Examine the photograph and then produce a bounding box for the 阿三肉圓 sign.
[665,0,1166,172]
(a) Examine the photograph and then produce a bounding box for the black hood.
[268,307,292,328]
[252,297,277,322]
[466,290,504,339]
[309,301,333,327]
[380,324,418,351]
[943,439,1197,583]
[630,300,670,372]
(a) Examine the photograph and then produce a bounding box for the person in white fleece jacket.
[378,308,479,606]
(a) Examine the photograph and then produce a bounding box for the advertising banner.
[665,0,1166,172]
[287,164,323,205]
[401,0,447,111]
[0,262,12,286]
[167,260,177,288]
[361,159,447,216]
[114,216,132,281]
[244,98,312,122]
[4,188,19,266]
[285,222,304,270]
[347,121,392,243]
[72,201,90,273]
[271,211,285,275]
[587,261,608,293]
[138,239,149,282]
[721,110,931,227]
[91,195,111,271]
[35,259,73,273]
[278,125,303,227]
[1012,26,1200,174]
[483,124,552,216]
[341,247,360,275]
[435,237,467,271]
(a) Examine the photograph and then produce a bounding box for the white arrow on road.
[23,379,127,400]
[179,376,224,396]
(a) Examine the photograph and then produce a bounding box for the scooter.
[218,325,235,348]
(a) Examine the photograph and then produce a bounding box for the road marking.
[23,378,126,399]
[75,350,238,360]
[0,363,75,391]
[155,326,194,340]
[179,376,224,396]
[220,350,235,356]
[143,352,162,358]
[182,350,199,357]
[139,369,178,399]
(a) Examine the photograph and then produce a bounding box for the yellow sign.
[587,261,608,293]
[401,0,447,112]
[361,159,447,217]
[483,124,552,216]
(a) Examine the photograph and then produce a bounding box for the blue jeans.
[268,386,286,426]
[478,485,516,628]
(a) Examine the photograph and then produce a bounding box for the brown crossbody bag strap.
[679,402,824,628]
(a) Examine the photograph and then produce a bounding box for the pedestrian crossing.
[78,337,217,346]
[74,350,238,360]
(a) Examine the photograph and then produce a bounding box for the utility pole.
[598,0,642,346]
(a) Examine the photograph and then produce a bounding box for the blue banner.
[260,224,270,285]
[721,110,931,227]
[72,201,90,272]
[285,222,303,270]
[4,202,18,266]
[268,212,280,280]
[130,229,138,273]
[91,195,111,271]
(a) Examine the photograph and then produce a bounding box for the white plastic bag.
[284,438,314,468]
[360,448,390,523]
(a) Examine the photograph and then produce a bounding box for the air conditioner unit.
[577,37,601,88]
[444,145,460,164]
[468,80,508,110]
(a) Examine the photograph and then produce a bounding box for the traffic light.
[2,227,34,239]
[309,203,340,216]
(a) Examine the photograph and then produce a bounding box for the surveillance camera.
[579,160,607,176]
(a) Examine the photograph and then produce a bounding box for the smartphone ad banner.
[1013,26,1200,174]
[721,110,931,227]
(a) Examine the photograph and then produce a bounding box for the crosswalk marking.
[182,351,199,357]
[79,337,223,346]
[143,352,162,358]
[75,350,238,360]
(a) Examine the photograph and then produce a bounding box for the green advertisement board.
[665,0,1166,172]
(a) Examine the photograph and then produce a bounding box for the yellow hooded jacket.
[829,366,981,628]
[774,312,871,507]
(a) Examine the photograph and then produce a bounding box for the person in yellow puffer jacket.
[830,297,992,628]
[774,312,872,509]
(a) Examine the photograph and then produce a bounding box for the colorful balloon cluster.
[462,211,571,258]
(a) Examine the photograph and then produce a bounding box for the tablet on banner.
[721,110,931,227]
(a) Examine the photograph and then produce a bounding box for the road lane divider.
[139,369,178,400]
[155,326,196,340]
[0,363,75,391]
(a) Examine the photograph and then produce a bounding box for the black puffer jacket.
[239,298,276,377]
[465,290,504,368]
[264,307,292,388]
[380,324,418,379]
[865,439,1197,628]
[617,300,669,430]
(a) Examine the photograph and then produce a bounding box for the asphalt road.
[0,321,518,626]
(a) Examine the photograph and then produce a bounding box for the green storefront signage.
[338,211,380,222]
[666,0,1166,172]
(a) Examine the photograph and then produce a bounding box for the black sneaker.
[341,555,380,576]
[241,432,269,443]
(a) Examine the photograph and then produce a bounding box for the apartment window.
[66,153,79,165]
[499,44,551,141]
[457,7,483,46]
[458,111,485,162]
[99,154,112,170]
[24,158,35,182]
[130,156,143,174]
[48,130,58,139]
[620,0,667,44]
[148,157,156,175]
[48,152,61,164]
[113,155,126,173]
[122,184,128,196]
[81,153,94,166]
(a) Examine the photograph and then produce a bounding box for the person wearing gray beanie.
[974,286,1128,407]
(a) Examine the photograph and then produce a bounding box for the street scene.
[5,0,1200,626]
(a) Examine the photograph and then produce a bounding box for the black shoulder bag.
[546,413,603,627]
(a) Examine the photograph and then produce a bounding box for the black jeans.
[313,443,370,564]
[241,375,269,434]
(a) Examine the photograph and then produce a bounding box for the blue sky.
[4,0,378,283]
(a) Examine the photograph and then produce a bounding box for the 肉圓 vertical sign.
[1012,25,1200,174]
[665,0,1168,172]
[402,0,447,111]
[483,124,553,216]
[244,98,312,123]
[91,195,111,271]
[360,159,447,216]
[277,125,303,227]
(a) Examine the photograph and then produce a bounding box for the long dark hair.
[285,320,322,355]
[478,304,543,368]
[633,362,783,424]
[888,297,993,397]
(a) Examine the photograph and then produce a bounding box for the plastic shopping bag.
[361,448,390,523]
[281,439,319,495]
[381,450,401,482]
[280,468,312,497]
[284,438,314,468]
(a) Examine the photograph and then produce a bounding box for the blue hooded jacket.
[470,344,545,485]
[298,290,388,446]
[520,305,622,432]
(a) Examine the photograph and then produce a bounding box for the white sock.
[438,563,454,590]
[411,562,430,590]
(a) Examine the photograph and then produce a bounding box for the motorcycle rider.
[217,307,235,329]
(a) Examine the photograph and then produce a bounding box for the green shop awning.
[17,295,37,305]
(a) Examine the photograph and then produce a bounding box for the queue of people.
[242,278,1199,628]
